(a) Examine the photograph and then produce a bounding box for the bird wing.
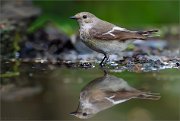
[89,26,158,41]
[104,90,160,104]
[104,89,142,104]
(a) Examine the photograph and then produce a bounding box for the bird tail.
[137,29,159,38]
[137,92,161,100]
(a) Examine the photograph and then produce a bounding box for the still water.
[1,62,180,120]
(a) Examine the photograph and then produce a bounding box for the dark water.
[1,62,180,120]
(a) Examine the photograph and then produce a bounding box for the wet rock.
[79,62,94,68]
[110,52,180,72]
[62,50,78,60]
[133,40,167,50]
[144,55,164,63]
[20,22,75,60]
[161,49,180,58]
[1,0,41,21]
[0,0,41,59]
[132,64,143,72]
[160,26,180,50]
[64,62,78,68]
[176,62,180,67]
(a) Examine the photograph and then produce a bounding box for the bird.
[70,12,158,67]
[70,70,160,119]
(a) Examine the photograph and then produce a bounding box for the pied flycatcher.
[70,12,158,67]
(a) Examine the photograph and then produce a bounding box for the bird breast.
[79,24,93,40]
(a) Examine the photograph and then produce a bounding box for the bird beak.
[69,16,77,19]
[69,112,76,116]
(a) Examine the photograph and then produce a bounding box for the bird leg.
[100,54,109,67]
[103,69,109,76]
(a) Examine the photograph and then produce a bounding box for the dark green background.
[32,1,179,34]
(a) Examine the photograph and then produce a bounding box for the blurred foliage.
[31,0,179,34]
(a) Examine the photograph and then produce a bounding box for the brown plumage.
[90,28,156,41]
[70,72,160,119]
[70,12,159,67]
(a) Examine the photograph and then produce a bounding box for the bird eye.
[83,15,87,19]
[82,113,87,116]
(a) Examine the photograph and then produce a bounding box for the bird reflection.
[70,70,160,119]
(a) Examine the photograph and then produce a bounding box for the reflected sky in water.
[1,63,180,120]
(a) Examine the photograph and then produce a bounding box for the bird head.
[70,101,96,119]
[70,12,97,27]
[70,110,94,119]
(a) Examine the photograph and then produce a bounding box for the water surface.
[1,62,180,120]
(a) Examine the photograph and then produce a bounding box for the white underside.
[82,39,133,55]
